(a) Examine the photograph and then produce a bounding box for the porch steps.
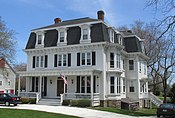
[37,98,61,106]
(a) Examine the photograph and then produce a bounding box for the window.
[83,28,88,40]
[109,29,114,43]
[36,56,39,68]
[87,76,91,93]
[58,55,62,66]
[110,53,114,68]
[40,56,44,68]
[116,77,121,94]
[123,78,126,93]
[81,76,85,93]
[144,63,147,75]
[116,53,121,68]
[129,60,134,70]
[87,52,91,65]
[0,81,2,86]
[63,54,67,66]
[118,36,123,45]
[123,60,125,69]
[110,76,115,93]
[37,35,42,45]
[139,61,141,73]
[60,31,64,42]
[129,81,135,92]
[81,53,85,65]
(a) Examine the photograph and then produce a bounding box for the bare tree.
[0,17,16,63]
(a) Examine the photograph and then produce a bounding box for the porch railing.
[63,93,100,106]
[19,92,41,103]
[149,92,163,107]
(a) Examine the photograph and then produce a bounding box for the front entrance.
[57,79,64,96]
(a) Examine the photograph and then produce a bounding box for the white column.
[91,73,94,106]
[39,76,42,94]
[26,77,29,92]
[18,76,21,96]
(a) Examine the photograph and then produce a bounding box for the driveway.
[0,104,156,118]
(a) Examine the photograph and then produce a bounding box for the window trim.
[80,25,91,43]
[35,31,45,48]
[129,60,134,70]
[57,28,67,45]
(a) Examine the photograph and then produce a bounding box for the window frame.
[110,76,115,94]
[35,31,45,47]
[129,60,134,70]
[80,25,91,43]
[110,53,115,68]
[57,28,67,45]
[0,81,2,86]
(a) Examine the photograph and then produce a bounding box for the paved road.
[0,104,156,118]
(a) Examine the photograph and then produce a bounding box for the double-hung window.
[110,76,115,93]
[40,56,44,68]
[58,55,62,66]
[37,35,42,45]
[57,54,67,67]
[116,77,121,94]
[129,80,135,92]
[87,52,91,65]
[60,31,64,42]
[0,81,2,86]
[110,53,114,68]
[63,54,67,66]
[81,53,86,65]
[83,28,88,40]
[139,61,142,73]
[116,53,121,68]
[123,78,126,93]
[129,60,134,70]
[36,56,40,68]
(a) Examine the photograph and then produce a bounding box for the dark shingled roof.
[33,17,99,31]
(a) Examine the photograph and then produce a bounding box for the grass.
[93,107,156,116]
[0,108,79,118]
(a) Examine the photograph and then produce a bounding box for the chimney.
[97,10,105,21]
[54,18,61,24]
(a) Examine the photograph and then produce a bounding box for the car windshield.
[160,104,175,109]
[7,93,18,97]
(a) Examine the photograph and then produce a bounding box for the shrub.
[29,98,36,104]
[62,100,70,106]
[154,90,161,96]
[71,100,78,106]
[77,99,91,107]
[21,98,30,104]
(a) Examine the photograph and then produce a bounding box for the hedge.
[20,98,36,104]
[62,99,91,107]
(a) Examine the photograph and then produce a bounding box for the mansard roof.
[32,17,99,31]
[26,17,144,53]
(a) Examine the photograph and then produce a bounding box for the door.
[57,79,64,96]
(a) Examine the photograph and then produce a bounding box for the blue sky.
[0,0,157,64]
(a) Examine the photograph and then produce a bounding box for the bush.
[29,98,36,104]
[77,99,91,107]
[62,100,70,106]
[154,90,161,96]
[71,100,78,106]
[20,98,36,104]
[21,98,30,104]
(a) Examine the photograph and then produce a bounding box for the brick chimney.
[0,58,5,68]
[54,18,62,24]
[97,10,105,21]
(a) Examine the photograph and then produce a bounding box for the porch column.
[91,72,94,106]
[39,76,42,94]
[18,76,21,96]
[26,77,29,92]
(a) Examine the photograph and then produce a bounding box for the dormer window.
[35,31,45,48]
[57,28,67,45]
[60,31,65,42]
[108,29,114,43]
[83,28,88,40]
[80,25,91,43]
[118,36,123,45]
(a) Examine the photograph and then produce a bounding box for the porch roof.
[17,68,102,77]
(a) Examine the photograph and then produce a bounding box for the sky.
[0,0,157,64]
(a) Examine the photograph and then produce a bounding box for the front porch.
[18,69,101,106]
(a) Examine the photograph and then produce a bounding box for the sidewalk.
[0,104,156,118]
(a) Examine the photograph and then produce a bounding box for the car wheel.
[157,114,160,118]
[5,101,10,106]
[14,104,17,106]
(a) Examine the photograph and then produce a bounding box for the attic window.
[118,36,123,45]
[80,25,91,43]
[57,28,67,45]
[108,29,114,43]
[35,31,45,48]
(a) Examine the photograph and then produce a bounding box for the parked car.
[157,103,175,117]
[0,93,21,106]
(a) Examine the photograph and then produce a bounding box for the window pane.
[63,54,67,66]
[110,76,115,93]
[110,53,114,68]
[36,56,39,67]
[87,76,91,93]
[60,32,64,42]
[58,55,62,66]
[83,29,88,40]
[87,52,91,65]
[38,35,42,44]
[81,77,85,93]
[40,56,44,67]
[129,60,134,70]
[82,53,85,65]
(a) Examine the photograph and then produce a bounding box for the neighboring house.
[18,10,150,107]
[0,58,16,94]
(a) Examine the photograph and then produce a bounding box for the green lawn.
[0,108,79,118]
[93,107,156,116]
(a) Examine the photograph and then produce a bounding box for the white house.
[0,58,16,94]
[18,11,151,107]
